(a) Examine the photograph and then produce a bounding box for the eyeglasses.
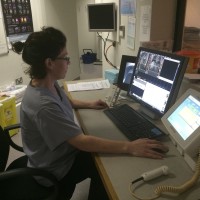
[55,57,70,62]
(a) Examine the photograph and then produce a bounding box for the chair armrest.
[0,167,59,199]
[4,123,23,152]
[0,167,58,184]
[4,123,21,131]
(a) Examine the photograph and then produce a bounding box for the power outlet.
[112,41,116,47]
[15,77,23,85]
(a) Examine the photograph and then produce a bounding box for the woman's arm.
[68,133,169,159]
[69,98,108,109]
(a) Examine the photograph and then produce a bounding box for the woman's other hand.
[89,99,108,109]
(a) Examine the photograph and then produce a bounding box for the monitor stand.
[139,105,160,120]
[105,85,121,107]
[119,90,128,99]
[119,90,136,102]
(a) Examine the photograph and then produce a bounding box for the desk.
[63,81,200,200]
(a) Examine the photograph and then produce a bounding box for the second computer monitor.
[128,47,189,118]
[117,55,136,91]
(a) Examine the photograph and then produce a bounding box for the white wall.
[0,0,80,87]
[100,0,177,72]
[0,50,28,86]
[40,0,81,82]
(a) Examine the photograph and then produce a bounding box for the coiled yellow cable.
[129,149,200,200]
[155,149,200,195]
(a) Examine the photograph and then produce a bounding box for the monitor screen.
[117,55,136,91]
[128,47,189,117]
[87,3,116,32]
[167,94,200,141]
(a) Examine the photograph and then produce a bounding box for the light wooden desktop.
[63,81,200,200]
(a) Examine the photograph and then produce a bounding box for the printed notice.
[139,5,151,41]
[67,79,110,92]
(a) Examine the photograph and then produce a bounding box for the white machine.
[162,88,200,171]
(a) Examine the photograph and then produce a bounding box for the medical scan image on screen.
[167,95,200,140]
[123,62,135,84]
[128,48,188,116]
[117,55,136,92]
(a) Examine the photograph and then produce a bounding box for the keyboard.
[103,104,165,141]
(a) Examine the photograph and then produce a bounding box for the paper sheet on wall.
[66,79,110,92]
[139,5,151,41]
[127,16,136,49]
[120,0,136,16]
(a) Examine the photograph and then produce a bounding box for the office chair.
[0,124,60,200]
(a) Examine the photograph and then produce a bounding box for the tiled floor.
[8,63,102,199]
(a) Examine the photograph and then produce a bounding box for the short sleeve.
[35,102,82,151]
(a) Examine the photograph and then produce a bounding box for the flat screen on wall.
[87,3,116,32]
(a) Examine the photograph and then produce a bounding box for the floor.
[79,62,103,80]
[8,62,102,200]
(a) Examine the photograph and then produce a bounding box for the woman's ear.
[45,58,54,70]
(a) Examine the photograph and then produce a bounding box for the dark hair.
[12,27,67,79]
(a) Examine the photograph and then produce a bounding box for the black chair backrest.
[0,126,10,172]
[0,125,60,200]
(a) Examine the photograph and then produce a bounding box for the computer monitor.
[87,3,116,32]
[117,55,136,91]
[128,47,189,119]
[162,88,200,171]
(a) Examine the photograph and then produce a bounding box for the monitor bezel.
[127,47,189,117]
[117,55,137,91]
[87,3,116,32]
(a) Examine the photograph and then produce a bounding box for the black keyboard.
[103,104,165,141]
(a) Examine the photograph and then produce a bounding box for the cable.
[96,32,117,69]
[155,149,200,195]
[105,43,116,68]
[132,177,144,184]
[129,184,160,200]
[129,149,200,200]
[103,34,115,68]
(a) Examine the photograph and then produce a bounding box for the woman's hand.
[89,99,108,109]
[127,138,169,159]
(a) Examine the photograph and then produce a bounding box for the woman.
[12,27,168,200]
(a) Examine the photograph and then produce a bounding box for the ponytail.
[12,41,24,54]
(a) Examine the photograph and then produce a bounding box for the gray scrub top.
[20,81,82,185]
